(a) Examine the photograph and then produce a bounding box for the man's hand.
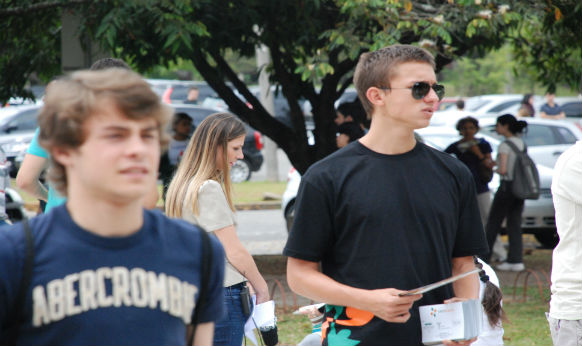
[364,288,422,323]
[441,297,477,346]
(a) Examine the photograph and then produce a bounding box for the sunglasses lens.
[433,84,445,101]
[411,82,431,100]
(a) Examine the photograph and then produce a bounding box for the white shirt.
[473,259,505,346]
[549,141,582,320]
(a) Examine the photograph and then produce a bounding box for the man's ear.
[365,87,386,107]
[51,147,74,167]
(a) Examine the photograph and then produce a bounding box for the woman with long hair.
[517,94,535,117]
[166,113,269,346]
[485,114,528,271]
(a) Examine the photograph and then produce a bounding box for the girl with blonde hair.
[166,113,269,346]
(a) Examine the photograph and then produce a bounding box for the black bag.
[477,160,494,184]
[504,140,540,200]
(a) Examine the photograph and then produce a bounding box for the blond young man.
[0,69,225,345]
[284,45,488,345]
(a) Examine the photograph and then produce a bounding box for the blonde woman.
[166,113,269,346]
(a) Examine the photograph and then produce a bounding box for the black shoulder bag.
[186,229,213,346]
[2,219,35,346]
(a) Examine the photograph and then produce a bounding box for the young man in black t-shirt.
[284,45,488,346]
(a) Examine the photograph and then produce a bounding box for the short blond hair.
[354,44,435,116]
[38,68,172,196]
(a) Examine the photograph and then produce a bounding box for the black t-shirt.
[444,138,493,194]
[284,141,488,346]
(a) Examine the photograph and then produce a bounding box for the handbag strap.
[187,229,213,345]
[4,218,35,344]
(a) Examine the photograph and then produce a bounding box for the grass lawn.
[12,179,287,209]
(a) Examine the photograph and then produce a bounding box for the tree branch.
[0,0,91,17]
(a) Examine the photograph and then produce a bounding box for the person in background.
[456,99,465,111]
[165,113,269,346]
[485,114,528,271]
[445,117,507,262]
[336,121,364,149]
[540,92,565,119]
[16,58,159,212]
[285,44,487,345]
[473,257,505,346]
[547,140,582,346]
[517,93,535,117]
[0,68,226,345]
[0,147,10,226]
[159,112,193,197]
[185,86,200,104]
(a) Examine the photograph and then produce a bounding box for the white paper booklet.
[419,299,482,345]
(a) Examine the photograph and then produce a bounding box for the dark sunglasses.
[379,82,445,101]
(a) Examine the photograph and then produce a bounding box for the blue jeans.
[213,282,251,346]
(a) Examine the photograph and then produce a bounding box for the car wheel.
[230,159,251,183]
[284,202,295,233]
[534,232,559,249]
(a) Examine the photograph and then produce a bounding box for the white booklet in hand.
[419,299,482,345]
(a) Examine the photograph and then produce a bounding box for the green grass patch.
[233,181,286,204]
[501,286,551,346]
[12,179,287,208]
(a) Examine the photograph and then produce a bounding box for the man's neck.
[66,193,144,238]
[359,119,417,155]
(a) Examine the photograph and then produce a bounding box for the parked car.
[0,104,41,177]
[146,79,216,105]
[416,125,561,248]
[172,104,264,182]
[430,94,527,127]
[502,95,581,120]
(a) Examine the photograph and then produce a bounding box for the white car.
[430,94,526,127]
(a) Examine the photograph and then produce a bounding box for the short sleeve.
[283,174,334,262]
[26,128,49,158]
[497,141,510,155]
[196,181,236,232]
[197,233,226,323]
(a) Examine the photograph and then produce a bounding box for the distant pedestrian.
[540,92,565,119]
[547,140,582,346]
[285,44,487,346]
[184,86,200,104]
[517,93,535,117]
[336,121,364,148]
[0,68,226,345]
[165,112,269,346]
[159,112,194,197]
[445,117,507,262]
[485,114,528,271]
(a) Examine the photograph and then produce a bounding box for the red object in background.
[162,87,173,104]
[254,131,263,150]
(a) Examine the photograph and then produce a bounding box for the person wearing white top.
[547,140,582,346]
[485,114,529,272]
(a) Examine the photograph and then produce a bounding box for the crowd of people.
[0,44,578,346]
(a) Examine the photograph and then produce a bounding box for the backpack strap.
[187,229,213,345]
[504,138,527,153]
[4,219,35,344]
